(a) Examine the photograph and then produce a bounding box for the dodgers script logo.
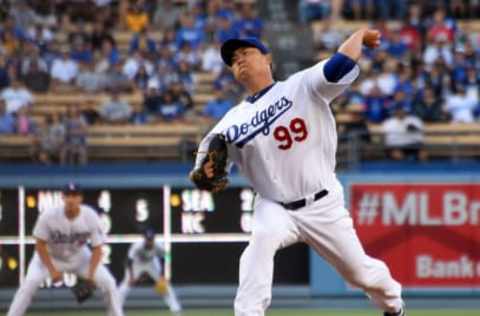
[226,96,293,148]
[50,230,90,246]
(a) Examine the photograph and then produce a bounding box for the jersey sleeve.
[32,211,50,241]
[88,208,106,247]
[128,242,139,260]
[303,55,360,104]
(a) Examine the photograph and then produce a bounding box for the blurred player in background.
[118,229,182,315]
[7,183,124,316]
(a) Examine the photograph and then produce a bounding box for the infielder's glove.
[190,134,229,192]
[71,277,96,304]
[154,277,168,295]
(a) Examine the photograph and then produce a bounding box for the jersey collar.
[245,82,276,104]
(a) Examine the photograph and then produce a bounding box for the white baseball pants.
[234,192,403,316]
[118,260,182,313]
[7,250,124,316]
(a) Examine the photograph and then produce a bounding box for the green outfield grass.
[28,309,479,316]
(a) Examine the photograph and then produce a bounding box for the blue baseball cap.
[63,182,82,195]
[221,37,270,66]
[144,228,155,240]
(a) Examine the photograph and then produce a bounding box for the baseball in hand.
[363,29,381,48]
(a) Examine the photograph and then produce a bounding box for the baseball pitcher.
[190,29,406,316]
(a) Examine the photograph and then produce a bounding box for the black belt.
[280,189,329,211]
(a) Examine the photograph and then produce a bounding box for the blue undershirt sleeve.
[323,52,357,83]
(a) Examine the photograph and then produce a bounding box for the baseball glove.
[154,277,168,295]
[71,277,96,304]
[190,134,229,193]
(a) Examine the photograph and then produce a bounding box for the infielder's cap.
[144,228,155,240]
[63,182,82,195]
[221,37,269,66]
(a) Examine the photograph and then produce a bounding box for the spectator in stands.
[23,56,50,93]
[0,99,15,134]
[104,61,134,92]
[201,41,223,75]
[427,8,455,45]
[50,48,78,84]
[90,20,114,52]
[153,0,183,29]
[76,61,106,93]
[70,40,93,64]
[1,80,33,114]
[10,0,36,32]
[15,106,35,136]
[314,17,345,51]
[61,107,87,165]
[423,37,454,67]
[20,47,48,77]
[176,12,205,50]
[98,90,133,124]
[169,81,193,113]
[177,61,194,93]
[26,23,54,49]
[364,85,389,123]
[175,42,201,70]
[95,39,120,73]
[143,80,163,115]
[414,87,449,122]
[215,15,239,43]
[391,90,413,114]
[39,40,60,70]
[125,3,149,33]
[157,90,185,122]
[298,0,331,24]
[202,87,233,121]
[68,23,90,47]
[382,107,427,161]
[129,28,156,55]
[34,113,66,165]
[444,84,478,123]
[133,64,150,90]
[122,50,154,80]
[0,54,12,90]
[385,30,409,59]
[160,28,178,54]
[233,2,263,38]
[421,60,452,97]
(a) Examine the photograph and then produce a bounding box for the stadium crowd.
[0,0,479,164]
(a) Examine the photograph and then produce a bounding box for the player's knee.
[251,228,282,251]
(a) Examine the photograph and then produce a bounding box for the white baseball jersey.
[194,59,359,203]
[128,241,165,264]
[32,204,105,260]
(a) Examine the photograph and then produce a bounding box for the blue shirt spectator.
[176,14,205,49]
[203,89,233,120]
[215,16,239,43]
[233,4,263,38]
[0,101,15,134]
[158,91,185,121]
[365,87,389,122]
[129,30,157,55]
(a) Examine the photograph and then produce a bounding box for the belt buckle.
[305,193,316,206]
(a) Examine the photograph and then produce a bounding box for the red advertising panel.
[350,183,480,288]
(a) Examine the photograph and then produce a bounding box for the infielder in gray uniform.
[118,229,182,315]
[7,183,124,316]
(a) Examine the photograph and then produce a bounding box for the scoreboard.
[0,186,310,289]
